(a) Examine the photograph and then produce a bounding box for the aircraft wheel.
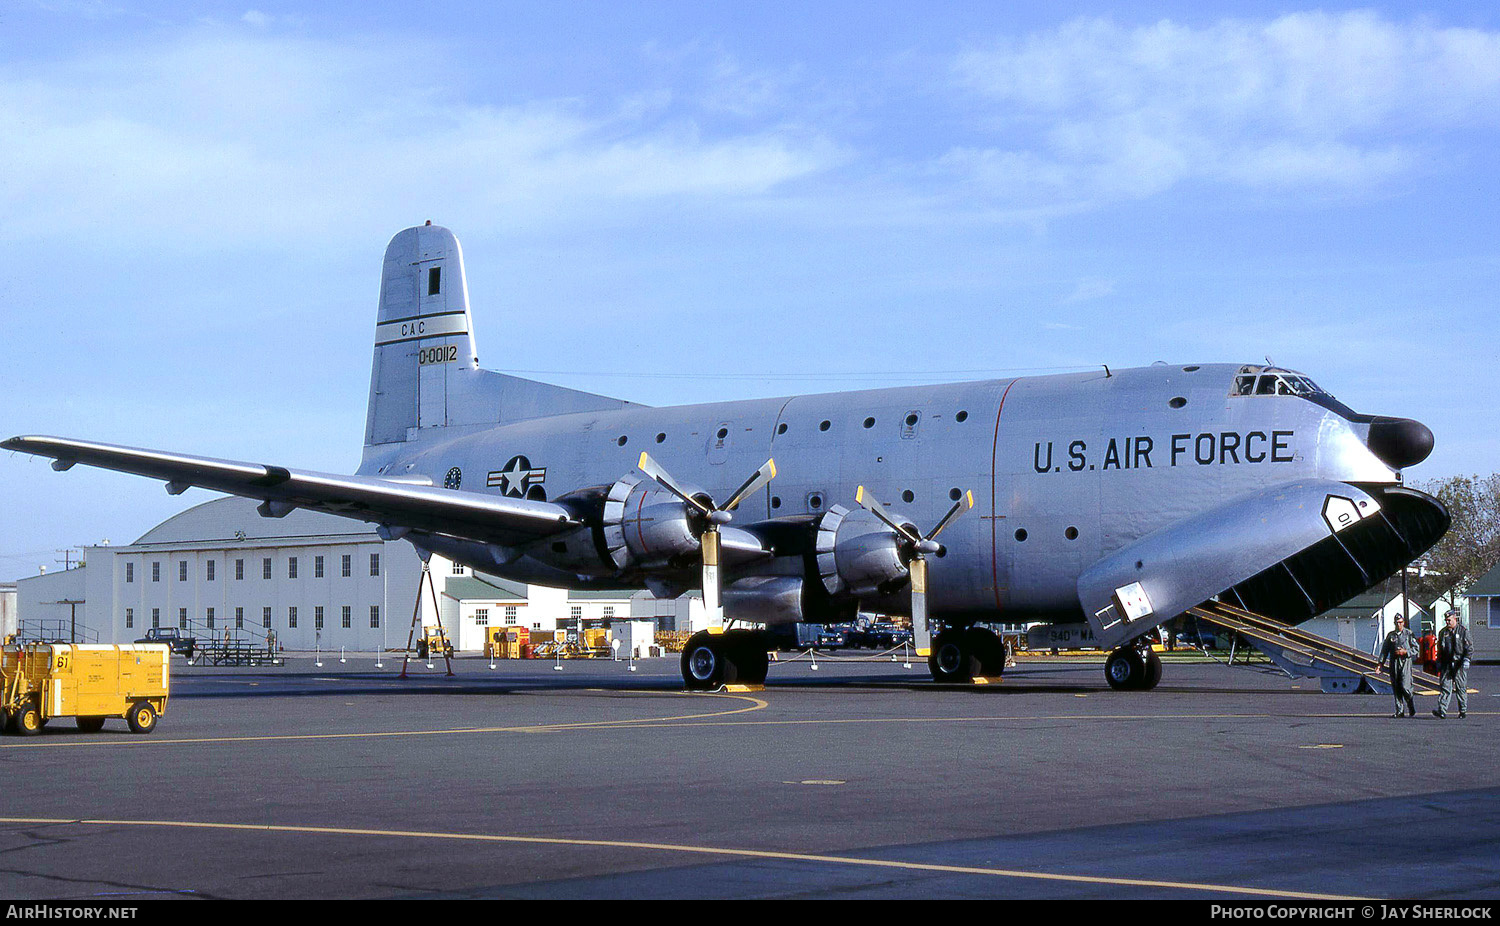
[1143,650,1163,690]
[681,631,738,691]
[1105,647,1146,690]
[76,716,107,733]
[127,701,158,735]
[929,629,977,683]
[964,627,1006,677]
[725,630,769,685]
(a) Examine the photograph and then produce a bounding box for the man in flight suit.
[1379,613,1419,718]
[1433,608,1472,719]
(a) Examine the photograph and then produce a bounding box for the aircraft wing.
[2,435,580,546]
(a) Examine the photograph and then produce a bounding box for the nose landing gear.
[1105,645,1162,690]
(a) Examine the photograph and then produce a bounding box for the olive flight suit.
[1435,623,1473,718]
[1379,627,1419,717]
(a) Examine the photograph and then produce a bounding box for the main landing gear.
[927,626,1007,684]
[1104,645,1162,691]
[680,629,771,691]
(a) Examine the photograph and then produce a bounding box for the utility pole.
[52,599,85,643]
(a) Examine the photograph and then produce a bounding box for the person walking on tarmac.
[1379,613,1419,718]
[1433,608,1473,719]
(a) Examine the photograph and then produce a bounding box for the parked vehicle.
[134,627,197,659]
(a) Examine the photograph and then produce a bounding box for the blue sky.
[2,2,1498,581]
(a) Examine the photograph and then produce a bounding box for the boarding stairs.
[1187,600,1441,695]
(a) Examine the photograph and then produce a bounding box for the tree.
[1412,474,1500,608]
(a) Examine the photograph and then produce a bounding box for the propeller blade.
[925,490,974,542]
[854,485,921,544]
[721,459,777,512]
[909,556,932,657]
[637,452,712,516]
[700,527,724,622]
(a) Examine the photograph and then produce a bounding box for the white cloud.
[0,28,841,249]
[949,11,1500,202]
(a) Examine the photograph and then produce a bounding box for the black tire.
[126,701,158,734]
[929,629,978,683]
[15,701,43,737]
[1105,647,1146,690]
[1143,651,1163,690]
[964,627,1007,677]
[0,709,11,735]
[76,716,107,733]
[725,630,770,685]
[680,631,737,691]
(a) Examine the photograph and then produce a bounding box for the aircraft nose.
[1366,417,1434,470]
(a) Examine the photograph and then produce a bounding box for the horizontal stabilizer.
[3,435,579,547]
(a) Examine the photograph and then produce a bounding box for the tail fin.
[363,224,636,453]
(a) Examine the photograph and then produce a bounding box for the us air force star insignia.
[487,455,547,498]
[443,467,462,490]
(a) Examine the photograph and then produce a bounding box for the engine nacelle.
[601,473,704,571]
[814,505,909,597]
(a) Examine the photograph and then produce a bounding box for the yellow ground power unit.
[1,643,170,735]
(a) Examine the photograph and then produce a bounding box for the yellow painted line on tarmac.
[0,816,1367,901]
[0,692,768,749]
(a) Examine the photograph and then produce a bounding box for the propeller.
[637,452,777,621]
[854,485,974,656]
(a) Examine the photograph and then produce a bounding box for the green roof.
[443,574,528,601]
[1464,560,1500,598]
[1316,590,1389,620]
[567,588,638,601]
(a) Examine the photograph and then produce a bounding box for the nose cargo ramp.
[1188,600,1442,695]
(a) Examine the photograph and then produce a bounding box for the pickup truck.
[134,627,197,658]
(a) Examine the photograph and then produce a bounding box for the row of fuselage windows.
[124,553,381,584]
[124,605,380,630]
[611,410,972,449]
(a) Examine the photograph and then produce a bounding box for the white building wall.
[0,585,15,639]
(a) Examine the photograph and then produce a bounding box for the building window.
[288,606,298,628]
[178,608,188,629]
[263,606,272,629]
[370,606,380,628]
[288,557,298,579]
[341,605,351,629]
[475,608,489,627]
[152,561,160,582]
[206,607,215,629]
[206,560,215,582]
[315,555,324,578]
[452,562,466,575]
[125,608,134,629]
[370,553,380,577]
[235,607,244,630]
[263,557,272,580]
[315,606,324,630]
[570,606,583,620]
[235,559,244,580]
[152,608,160,629]
[1488,599,1499,629]
[602,606,614,618]
[179,561,188,582]
[342,554,351,578]
[505,605,518,621]
[125,562,134,583]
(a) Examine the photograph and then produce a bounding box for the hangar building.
[14,496,705,652]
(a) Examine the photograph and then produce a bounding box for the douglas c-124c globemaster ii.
[4,224,1448,691]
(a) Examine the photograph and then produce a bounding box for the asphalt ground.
[0,651,1495,900]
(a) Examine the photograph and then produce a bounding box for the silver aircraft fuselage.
[358,361,1402,622]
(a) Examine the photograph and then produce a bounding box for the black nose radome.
[1367,417,1434,470]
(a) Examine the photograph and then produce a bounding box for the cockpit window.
[1230,365,1328,399]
